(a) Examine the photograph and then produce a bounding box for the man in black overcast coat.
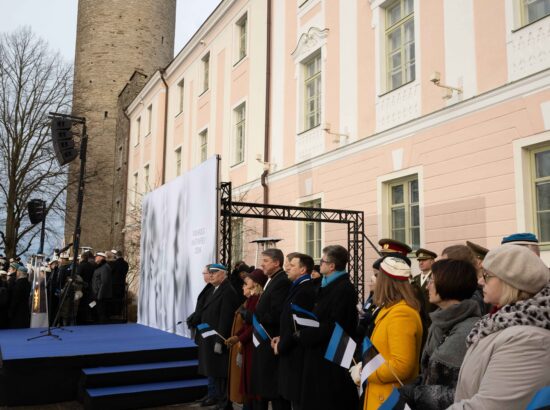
[249,248,291,410]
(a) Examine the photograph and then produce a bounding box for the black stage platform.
[0,324,204,407]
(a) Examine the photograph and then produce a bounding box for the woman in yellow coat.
[364,256,423,410]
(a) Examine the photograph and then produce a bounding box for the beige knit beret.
[482,244,549,294]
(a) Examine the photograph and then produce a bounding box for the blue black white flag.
[197,323,218,339]
[324,323,356,368]
[379,388,411,410]
[252,313,270,347]
[290,303,319,328]
[361,336,385,385]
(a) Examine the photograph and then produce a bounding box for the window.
[520,0,550,26]
[147,105,152,135]
[177,79,184,114]
[202,53,210,92]
[144,164,150,193]
[234,103,246,165]
[236,14,248,61]
[302,199,322,260]
[531,146,550,242]
[388,176,419,250]
[303,53,321,131]
[175,147,182,176]
[135,117,141,145]
[132,172,139,206]
[385,0,415,91]
[199,129,208,162]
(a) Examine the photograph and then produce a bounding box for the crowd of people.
[0,249,129,329]
[187,233,550,410]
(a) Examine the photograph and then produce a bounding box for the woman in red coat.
[225,268,267,410]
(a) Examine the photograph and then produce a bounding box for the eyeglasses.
[320,259,331,265]
[482,269,495,282]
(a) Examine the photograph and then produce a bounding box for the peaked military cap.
[415,248,437,260]
[466,241,489,259]
[378,238,412,255]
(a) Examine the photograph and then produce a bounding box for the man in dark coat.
[197,263,240,410]
[296,245,359,410]
[0,269,10,329]
[111,249,129,317]
[8,264,31,329]
[91,252,113,324]
[272,253,317,409]
[249,248,291,410]
[76,251,96,324]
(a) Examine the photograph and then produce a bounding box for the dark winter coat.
[8,276,31,328]
[112,258,129,298]
[250,269,291,398]
[92,260,112,300]
[399,299,481,410]
[186,283,213,344]
[277,276,318,403]
[197,279,240,378]
[297,273,359,410]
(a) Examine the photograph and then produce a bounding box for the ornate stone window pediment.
[291,26,329,63]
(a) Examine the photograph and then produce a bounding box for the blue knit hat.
[208,263,227,272]
[501,232,539,245]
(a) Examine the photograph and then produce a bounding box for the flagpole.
[215,331,227,342]
[386,363,404,387]
[259,323,272,341]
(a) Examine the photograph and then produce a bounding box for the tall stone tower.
[67,0,176,252]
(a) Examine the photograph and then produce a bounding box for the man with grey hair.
[250,248,291,410]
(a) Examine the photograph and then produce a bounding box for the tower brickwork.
[67,0,176,252]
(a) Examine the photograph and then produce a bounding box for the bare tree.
[0,27,73,258]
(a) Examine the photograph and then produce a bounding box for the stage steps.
[80,360,207,410]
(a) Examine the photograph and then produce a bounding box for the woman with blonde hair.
[363,257,423,410]
[449,244,550,409]
[225,268,267,410]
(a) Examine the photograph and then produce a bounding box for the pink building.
[125,0,550,280]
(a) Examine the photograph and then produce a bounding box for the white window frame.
[146,104,152,136]
[135,116,141,146]
[530,144,550,244]
[384,0,415,92]
[232,217,244,263]
[377,167,424,250]
[177,79,184,114]
[132,171,139,207]
[513,132,550,248]
[302,51,322,132]
[299,196,323,262]
[175,146,182,176]
[202,52,210,93]
[233,102,246,165]
[518,0,550,27]
[144,164,150,193]
[235,13,248,63]
[199,128,208,163]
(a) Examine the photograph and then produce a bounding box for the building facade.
[124,0,550,283]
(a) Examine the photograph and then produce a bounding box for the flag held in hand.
[361,336,385,385]
[252,313,270,347]
[324,323,356,368]
[197,323,218,339]
[291,303,319,328]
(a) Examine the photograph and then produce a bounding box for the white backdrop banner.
[138,156,218,336]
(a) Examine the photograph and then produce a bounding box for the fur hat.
[247,268,267,287]
[482,244,549,294]
[380,257,411,281]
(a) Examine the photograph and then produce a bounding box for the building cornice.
[126,70,163,115]
[264,68,550,186]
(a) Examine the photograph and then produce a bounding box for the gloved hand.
[349,362,362,386]
[398,384,416,406]
[214,342,223,354]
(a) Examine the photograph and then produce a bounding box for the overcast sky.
[0,0,221,62]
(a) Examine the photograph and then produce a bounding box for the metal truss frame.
[219,182,366,301]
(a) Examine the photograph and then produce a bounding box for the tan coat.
[448,325,550,409]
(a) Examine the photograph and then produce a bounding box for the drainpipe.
[159,68,169,185]
[262,0,272,237]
